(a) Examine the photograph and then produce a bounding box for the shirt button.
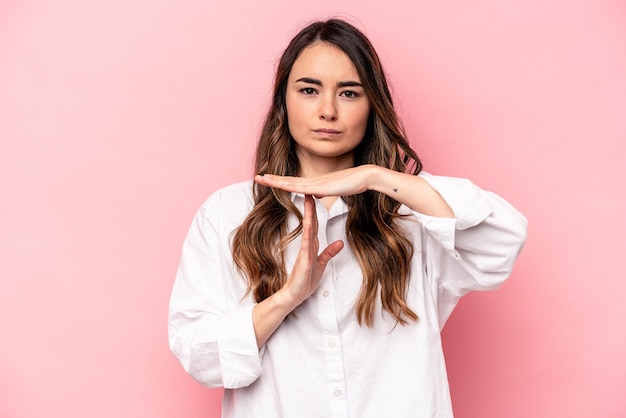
[327,340,336,348]
[322,290,329,297]
[334,389,342,397]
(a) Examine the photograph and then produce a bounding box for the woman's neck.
[296,152,354,178]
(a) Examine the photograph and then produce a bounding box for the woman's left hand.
[256,164,455,218]
[254,165,378,198]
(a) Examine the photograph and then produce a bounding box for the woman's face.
[285,42,370,173]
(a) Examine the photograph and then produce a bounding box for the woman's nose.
[319,96,337,121]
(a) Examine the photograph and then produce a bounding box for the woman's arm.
[169,201,263,389]
[170,187,344,391]
[254,164,454,218]
[255,166,528,328]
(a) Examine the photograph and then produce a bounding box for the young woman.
[169,19,527,418]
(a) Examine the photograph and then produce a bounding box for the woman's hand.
[255,164,454,218]
[254,165,377,198]
[279,194,344,306]
[251,194,343,348]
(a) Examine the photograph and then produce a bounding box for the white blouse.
[168,173,527,418]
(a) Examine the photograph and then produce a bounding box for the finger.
[256,174,317,194]
[303,195,317,259]
[312,240,344,281]
[254,174,269,184]
[306,195,319,239]
[254,174,280,188]
[307,240,343,289]
[316,240,344,268]
[302,195,312,236]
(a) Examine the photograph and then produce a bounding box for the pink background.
[1,0,625,417]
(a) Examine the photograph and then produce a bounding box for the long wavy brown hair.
[231,19,422,326]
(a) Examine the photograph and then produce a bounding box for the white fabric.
[168,173,527,418]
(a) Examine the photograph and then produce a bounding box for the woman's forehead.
[289,42,360,83]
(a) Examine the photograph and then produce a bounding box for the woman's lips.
[313,128,341,137]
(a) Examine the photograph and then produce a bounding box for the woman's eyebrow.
[295,77,363,88]
[337,80,363,88]
[295,77,322,85]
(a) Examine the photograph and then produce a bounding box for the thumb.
[316,240,344,268]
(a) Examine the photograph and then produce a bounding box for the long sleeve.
[415,173,528,328]
[168,183,263,389]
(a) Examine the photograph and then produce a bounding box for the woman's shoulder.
[207,179,255,198]
[200,179,255,214]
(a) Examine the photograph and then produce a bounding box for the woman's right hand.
[280,194,344,307]
[251,195,343,348]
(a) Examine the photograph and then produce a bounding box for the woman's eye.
[341,90,359,98]
[300,87,316,95]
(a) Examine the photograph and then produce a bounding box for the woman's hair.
[231,19,422,326]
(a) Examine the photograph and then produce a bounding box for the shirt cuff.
[419,216,456,251]
[419,172,493,230]
[217,303,263,388]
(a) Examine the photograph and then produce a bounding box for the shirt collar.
[290,192,349,219]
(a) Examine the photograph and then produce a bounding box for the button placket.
[313,206,349,417]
